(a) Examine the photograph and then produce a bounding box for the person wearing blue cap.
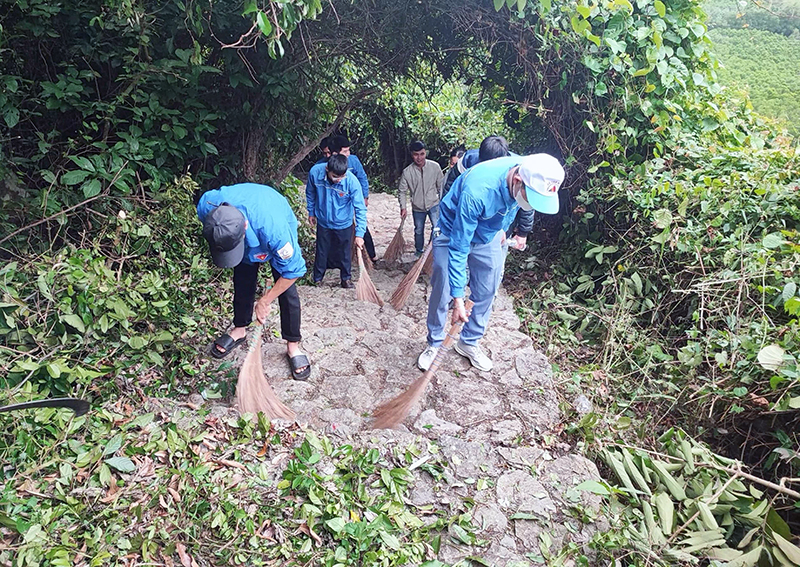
[442,135,534,251]
[329,135,377,262]
[197,184,311,380]
[306,153,367,288]
[417,154,565,373]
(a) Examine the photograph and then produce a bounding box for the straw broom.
[388,240,433,311]
[383,218,406,263]
[421,246,434,277]
[355,246,383,307]
[372,300,474,429]
[350,227,374,272]
[236,324,296,421]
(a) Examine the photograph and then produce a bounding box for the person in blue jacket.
[329,135,377,262]
[417,154,565,373]
[197,183,311,380]
[306,153,367,288]
[443,135,534,250]
[315,137,332,165]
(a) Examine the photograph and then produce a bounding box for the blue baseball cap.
[517,154,565,215]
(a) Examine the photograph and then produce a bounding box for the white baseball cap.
[517,154,565,215]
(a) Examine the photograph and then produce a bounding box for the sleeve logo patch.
[254,253,268,261]
[277,242,294,260]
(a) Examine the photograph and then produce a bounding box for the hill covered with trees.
[1,0,799,565]
[704,0,800,133]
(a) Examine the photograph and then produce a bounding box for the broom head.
[388,241,432,311]
[372,300,473,429]
[236,328,296,421]
[355,248,383,307]
[372,372,432,429]
[383,220,406,263]
[422,246,434,277]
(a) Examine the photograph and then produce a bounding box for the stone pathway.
[203,193,607,565]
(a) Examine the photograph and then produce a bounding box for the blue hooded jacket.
[438,156,524,297]
[197,184,307,279]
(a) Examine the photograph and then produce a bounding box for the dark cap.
[202,204,246,268]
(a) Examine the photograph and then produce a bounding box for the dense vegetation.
[1,0,799,564]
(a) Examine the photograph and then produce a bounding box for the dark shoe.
[211,333,246,359]
[289,353,311,381]
[308,279,323,287]
[341,279,354,289]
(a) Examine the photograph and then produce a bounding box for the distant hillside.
[703,0,800,135]
[707,28,800,134]
[704,0,800,36]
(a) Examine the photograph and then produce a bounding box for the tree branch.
[273,88,378,185]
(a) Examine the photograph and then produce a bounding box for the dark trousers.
[364,227,376,260]
[313,225,352,283]
[232,262,302,343]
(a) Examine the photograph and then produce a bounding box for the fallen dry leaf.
[168,487,181,502]
[213,458,247,470]
[101,482,120,503]
[175,542,198,567]
[298,522,322,546]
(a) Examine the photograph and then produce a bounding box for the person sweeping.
[417,154,565,373]
[197,183,311,381]
[306,153,367,288]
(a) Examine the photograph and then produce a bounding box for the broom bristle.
[372,300,473,429]
[371,373,433,429]
[383,222,406,263]
[422,247,434,277]
[362,250,374,273]
[236,330,295,421]
[355,249,383,307]
[388,242,432,310]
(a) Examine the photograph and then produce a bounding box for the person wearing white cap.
[418,154,565,372]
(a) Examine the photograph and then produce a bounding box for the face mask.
[514,184,533,211]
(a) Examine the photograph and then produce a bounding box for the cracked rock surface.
[203,193,606,565]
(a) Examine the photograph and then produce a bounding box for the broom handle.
[246,283,274,354]
[357,244,365,271]
[426,299,474,375]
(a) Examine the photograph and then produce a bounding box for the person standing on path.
[443,135,534,251]
[398,140,444,257]
[305,153,367,288]
[315,137,332,165]
[417,154,565,373]
[197,183,311,380]
[329,135,377,263]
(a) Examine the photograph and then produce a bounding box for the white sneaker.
[454,340,493,372]
[417,344,440,371]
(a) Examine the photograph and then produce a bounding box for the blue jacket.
[313,155,369,199]
[197,184,307,279]
[305,163,367,236]
[347,155,369,199]
[438,156,524,297]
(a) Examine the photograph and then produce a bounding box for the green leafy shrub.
[596,429,800,565]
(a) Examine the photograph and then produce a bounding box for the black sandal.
[211,333,246,359]
[289,353,311,381]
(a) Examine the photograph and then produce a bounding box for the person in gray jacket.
[398,141,444,256]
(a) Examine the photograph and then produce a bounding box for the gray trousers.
[426,231,505,347]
